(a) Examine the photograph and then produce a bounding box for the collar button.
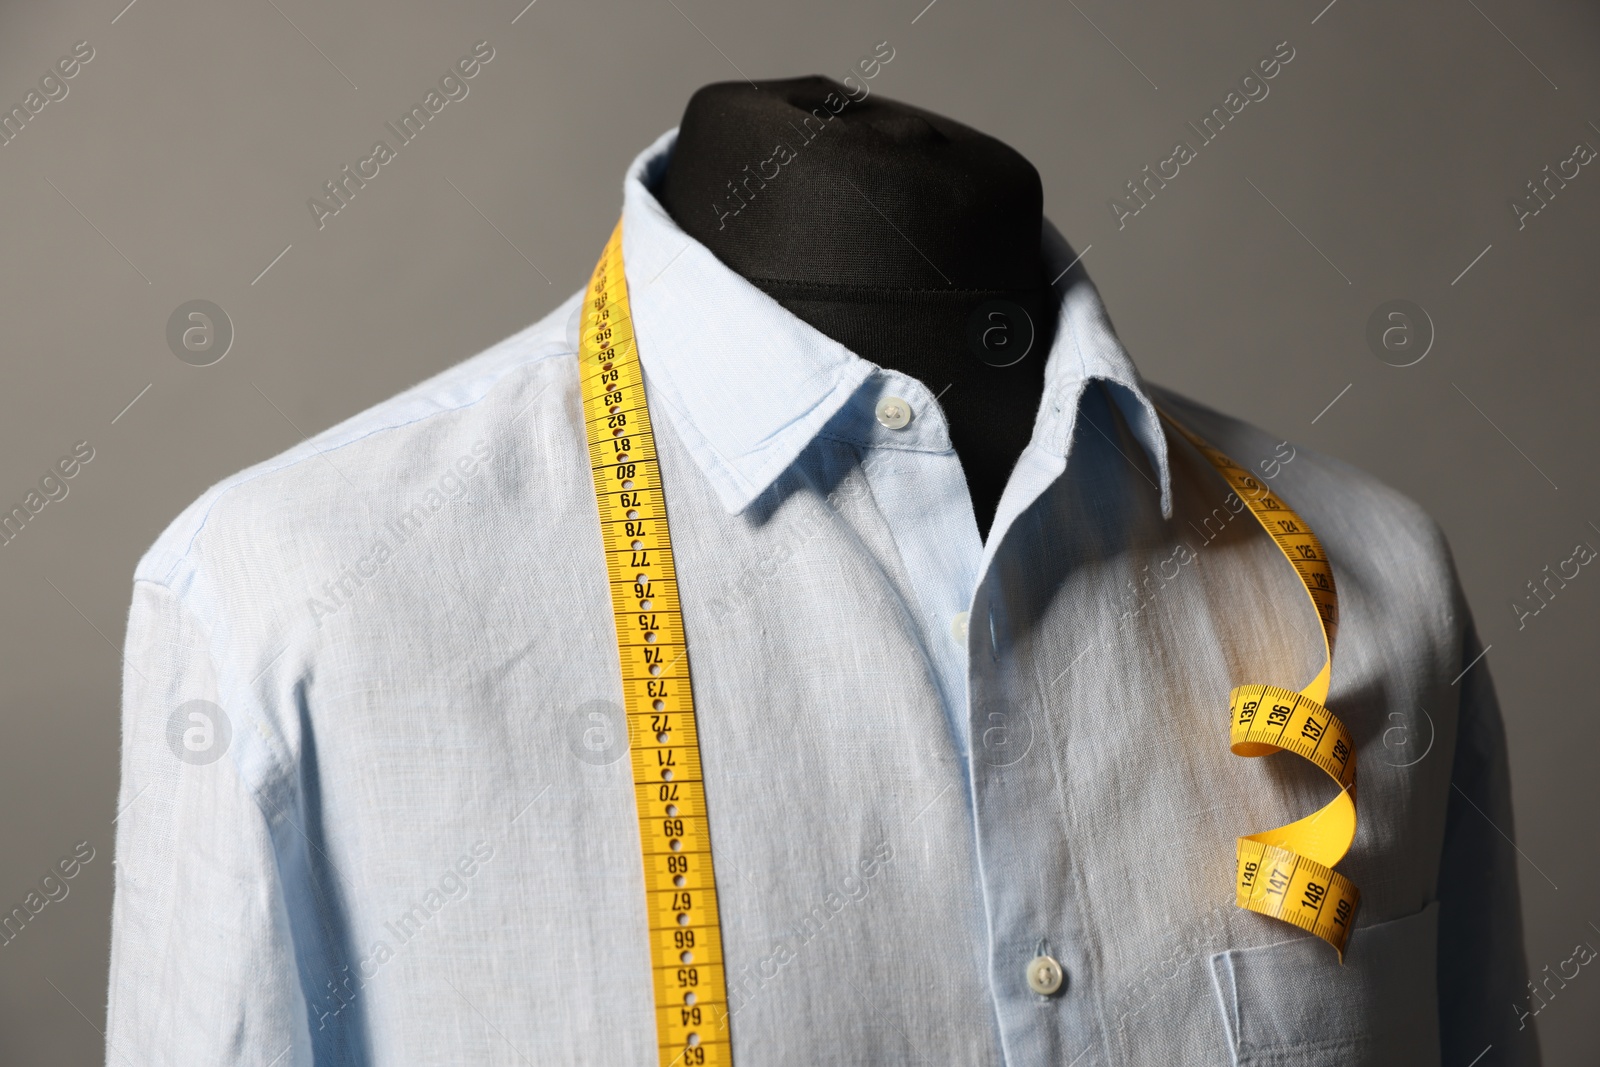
[875,396,912,430]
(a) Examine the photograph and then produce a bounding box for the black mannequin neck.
[658,75,1054,539]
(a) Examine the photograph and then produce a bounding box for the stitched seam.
[814,428,953,455]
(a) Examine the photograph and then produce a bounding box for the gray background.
[1,0,1596,1061]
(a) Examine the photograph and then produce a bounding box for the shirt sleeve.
[105,578,312,1066]
[1435,620,1541,1066]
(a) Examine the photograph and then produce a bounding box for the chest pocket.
[1208,901,1440,1066]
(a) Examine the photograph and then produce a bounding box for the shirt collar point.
[1041,220,1172,513]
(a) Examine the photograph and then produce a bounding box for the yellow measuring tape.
[1162,413,1360,958]
[577,217,1357,1067]
[579,221,731,1066]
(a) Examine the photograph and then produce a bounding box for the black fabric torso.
[659,76,1054,540]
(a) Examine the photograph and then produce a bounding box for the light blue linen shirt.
[107,129,1536,1066]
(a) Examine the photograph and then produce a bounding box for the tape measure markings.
[1161,411,1360,958]
[579,221,731,1066]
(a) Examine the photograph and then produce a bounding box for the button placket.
[852,373,978,759]
[966,544,1088,1063]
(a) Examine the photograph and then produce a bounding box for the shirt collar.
[618,127,1172,519]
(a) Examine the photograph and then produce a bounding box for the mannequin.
[659,76,1056,539]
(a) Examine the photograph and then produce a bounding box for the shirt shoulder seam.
[149,344,575,586]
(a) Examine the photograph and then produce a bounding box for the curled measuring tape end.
[1236,841,1360,961]
[1159,410,1360,960]
[1229,686,1360,959]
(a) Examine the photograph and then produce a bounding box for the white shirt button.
[950,611,969,643]
[875,396,912,430]
[1026,954,1065,996]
